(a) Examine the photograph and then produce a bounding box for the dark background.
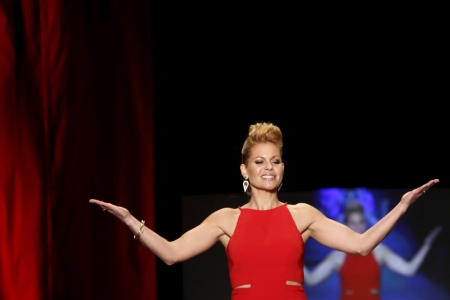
[1,1,448,300]
[150,2,449,299]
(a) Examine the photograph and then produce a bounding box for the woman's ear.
[240,164,247,179]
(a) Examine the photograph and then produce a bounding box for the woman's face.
[240,142,284,192]
[346,212,367,234]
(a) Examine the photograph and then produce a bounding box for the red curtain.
[0,1,156,299]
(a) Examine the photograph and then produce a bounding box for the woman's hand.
[424,226,442,246]
[400,179,439,207]
[89,199,132,224]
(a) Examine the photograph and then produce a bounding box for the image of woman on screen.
[303,202,442,300]
[89,122,439,300]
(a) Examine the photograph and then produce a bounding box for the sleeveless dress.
[226,203,307,300]
[339,252,381,300]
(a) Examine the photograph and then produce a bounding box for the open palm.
[89,199,131,221]
[400,179,439,206]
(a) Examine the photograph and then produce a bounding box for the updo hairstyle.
[241,122,283,195]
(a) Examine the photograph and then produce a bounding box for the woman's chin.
[263,187,279,193]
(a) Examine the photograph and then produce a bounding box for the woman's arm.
[89,199,227,265]
[382,226,442,276]
[307,179,439,255]
[303,251,343,286]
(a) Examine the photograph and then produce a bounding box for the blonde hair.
[241,122,283,195]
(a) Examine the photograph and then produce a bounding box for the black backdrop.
[151,2,450,299]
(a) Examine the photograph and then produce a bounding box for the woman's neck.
[245,190,281,210]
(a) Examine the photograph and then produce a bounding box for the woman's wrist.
[124,214,137,227]
[397,201,409,214]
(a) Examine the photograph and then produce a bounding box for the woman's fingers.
[89,199,101,207]
[89,199,109,211]
[419,179,440,194]
[402,179,440,206]
[413,179,439,197]
[89,199,103,205]
[89,199,130,221]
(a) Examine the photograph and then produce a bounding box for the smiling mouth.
[261,175,275,180]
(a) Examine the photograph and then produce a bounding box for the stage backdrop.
[0,1,156,299]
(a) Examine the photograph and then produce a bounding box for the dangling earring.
[243,177,249,192]
[278,182,283,191]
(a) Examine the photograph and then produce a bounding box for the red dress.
[226,203,307,300]
[339,252,381,300]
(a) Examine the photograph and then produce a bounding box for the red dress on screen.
[226,203,307,300]
[339,252,381,300]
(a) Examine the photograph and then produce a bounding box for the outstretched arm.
[307,179,439,255]
[89,199,226,265]
[383,226,442,276]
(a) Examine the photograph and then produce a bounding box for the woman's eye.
[272,160,281,164]
[255,161,263,164]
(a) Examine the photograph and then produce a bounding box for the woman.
[90,122,439,300]
[303,202,442,299]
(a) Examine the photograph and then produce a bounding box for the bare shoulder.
[214,207,240,216]
[205,207,241,239]
[204,207,240,225]
[287,202,316,212]
[287,203,321,234]
[287,203,321,220]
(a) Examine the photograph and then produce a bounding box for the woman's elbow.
[353,245,372,256]
[356,241,375,256]
[163,257,179,266]
[160,249,180,265]
[161,243,181,265]
[359,249,372,256]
